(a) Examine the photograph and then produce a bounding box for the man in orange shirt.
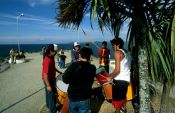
[98,41,110,73]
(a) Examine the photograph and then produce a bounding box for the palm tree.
[142,1,175,112]
[149,14,175,113]
[55,0,175,113]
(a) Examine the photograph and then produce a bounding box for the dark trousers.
[59,60,65,69]
[44,85,49,108]
[44,81,57,113]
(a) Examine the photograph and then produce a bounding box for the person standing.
[62,47,96,113]
[57,49,63,67]
[42,44,62,113]
[107,38,131,113]
[59,51,66,69]
[9,48,15,63]
[71,42,80,63]
[84,43,93,60]
[98,41,110,73]
[42,47,46,59]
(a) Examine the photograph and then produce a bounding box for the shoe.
[120,107,127,113]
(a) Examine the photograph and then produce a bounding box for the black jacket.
[62,61,96,101]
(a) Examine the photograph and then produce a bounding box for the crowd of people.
[42,38,138,113]
[9,48,26,64]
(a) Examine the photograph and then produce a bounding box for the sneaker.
[120,107,127,113]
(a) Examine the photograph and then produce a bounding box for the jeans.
[59,60,65,69]
[44,85,49,108]
[69,98,91,113]
[44,82,57,113]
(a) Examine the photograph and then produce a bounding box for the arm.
[71,50,76,62]
[56,68,62,74]
[62,63,74,84]
[109,51,121,79]
[43,57,52,91]
[44,73,52,91]
[99,48,108,57]
[107,49,110,58]
[98,49,102,57]
[103,49,110,59]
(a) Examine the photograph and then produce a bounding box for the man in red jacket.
[98,41,110,73]
[42,44,62,113]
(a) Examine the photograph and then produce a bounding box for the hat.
[74,42,80,47]
[53,44,58,51]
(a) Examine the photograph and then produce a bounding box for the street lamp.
[17,13,24,52]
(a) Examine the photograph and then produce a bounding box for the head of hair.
[102,41,107,45]
[80,47,92,60]
[45,44,55,55]
[110,37,124,49]
[85,43,89,47]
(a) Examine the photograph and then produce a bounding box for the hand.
[47,86,52,92]
[106,77,112,82]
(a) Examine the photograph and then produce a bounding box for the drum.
[96,67,109,84]
[96,67,112,101]
[126,82,135,101]
[102,81,112,101]
[56,80,69,104]
[61,95,69,113]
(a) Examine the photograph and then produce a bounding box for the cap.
[74,42,80,47]
[53,44,58,51]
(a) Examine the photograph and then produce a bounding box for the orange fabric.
[126,82,135,101]
[61,95,69,113]
[98,48,110,66]
[103,84,112,100]
[57,88,67,104]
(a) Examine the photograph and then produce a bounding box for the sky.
[0,0,128,44]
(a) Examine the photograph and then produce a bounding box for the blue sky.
[0,0,128,44]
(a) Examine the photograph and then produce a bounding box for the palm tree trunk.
[160,81,170,113]
[138,48,151,113]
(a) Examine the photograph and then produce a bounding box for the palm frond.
[56,0,89,29]
[171,14,175,84]
[171,15,175,64]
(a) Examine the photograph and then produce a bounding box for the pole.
[17,13,24,52]
[17,16,20,52]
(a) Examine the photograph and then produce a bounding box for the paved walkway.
[0,61,10,73]
[0,53,45,113]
